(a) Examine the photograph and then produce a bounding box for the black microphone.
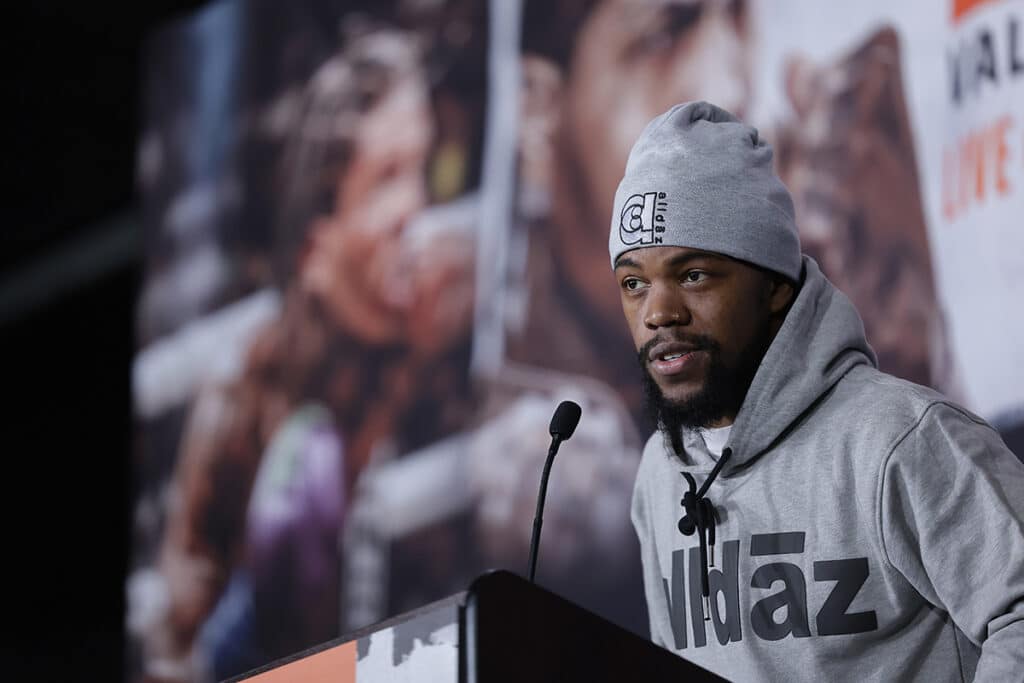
[527,400,583,583]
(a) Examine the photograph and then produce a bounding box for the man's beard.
[638,325,773,445]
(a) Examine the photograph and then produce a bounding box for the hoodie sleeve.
[879,402,1024,682]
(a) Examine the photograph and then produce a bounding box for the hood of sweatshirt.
[721,255,876,471]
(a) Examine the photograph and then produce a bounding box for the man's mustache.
[636,333,720,367]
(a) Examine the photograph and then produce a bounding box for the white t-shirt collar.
[698,424,733,458]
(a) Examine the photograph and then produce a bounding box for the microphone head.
[549,400,582,441]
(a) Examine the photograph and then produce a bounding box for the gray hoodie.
[631,256,1024,682]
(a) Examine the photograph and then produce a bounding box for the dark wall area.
[2,3,207,680]
[2,266,137,679]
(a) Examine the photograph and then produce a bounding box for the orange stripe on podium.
[952,0,999,23]
[244,641,357,682]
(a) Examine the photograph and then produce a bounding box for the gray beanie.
[608,101,801,281]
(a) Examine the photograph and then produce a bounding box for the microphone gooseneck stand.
[527,400,582,583]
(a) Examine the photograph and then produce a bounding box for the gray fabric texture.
[608,101,801,281]
[631,256,1024,681]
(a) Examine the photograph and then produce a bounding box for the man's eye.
[683,271,707,283]
[623,277,646,291]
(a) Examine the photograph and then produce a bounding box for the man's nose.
[644,286,689,329]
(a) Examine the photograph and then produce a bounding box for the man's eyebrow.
[665,251,728,268]
[613,251,728,270]
[613,256,641,270]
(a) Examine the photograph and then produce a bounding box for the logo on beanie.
[619,192,668,246]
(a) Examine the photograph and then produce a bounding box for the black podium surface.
[232,570,726,682]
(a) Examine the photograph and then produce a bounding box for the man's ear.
[768,276,796,316]
[518,54,564,209]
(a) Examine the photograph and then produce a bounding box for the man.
[613,101,1024,681]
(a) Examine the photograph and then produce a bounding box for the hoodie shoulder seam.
[873,399,995,574]
[874,399,950,573]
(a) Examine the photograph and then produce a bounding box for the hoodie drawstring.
[678,446,732,622]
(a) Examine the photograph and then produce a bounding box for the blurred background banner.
[127,0,1023,680]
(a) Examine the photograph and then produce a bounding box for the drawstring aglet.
[703,594,711,622]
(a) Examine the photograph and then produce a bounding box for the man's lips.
[648,341,704,377]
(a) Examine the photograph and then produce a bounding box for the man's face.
[614,246,786,428]
[550,0,751,328]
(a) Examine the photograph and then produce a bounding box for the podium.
[227,570,726,682]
